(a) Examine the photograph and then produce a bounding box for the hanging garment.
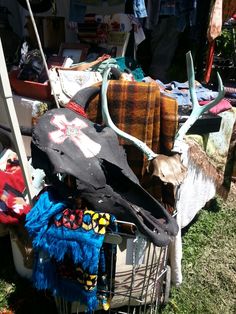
[204,40,216,84]
[204,0,236,82]
[26,189,115,312]
[133,0,147,18]
[207,0,236,41]
[146,0,197,81]
[31,85,179,247]
[207,0,223,42]
[146,0,197,31]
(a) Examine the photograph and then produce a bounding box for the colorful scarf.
[25,189,115,312]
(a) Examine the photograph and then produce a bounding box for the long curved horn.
[174,51,225,142]
[101,66,158,161]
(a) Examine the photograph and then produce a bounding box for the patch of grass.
[0,280,15,310]
[0,235,57,314]
[161,192,236,314]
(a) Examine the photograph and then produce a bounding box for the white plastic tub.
[9,230,33,280]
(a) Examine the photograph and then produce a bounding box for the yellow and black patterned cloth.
[54,208,111,235]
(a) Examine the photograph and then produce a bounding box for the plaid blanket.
[87,80,178,185]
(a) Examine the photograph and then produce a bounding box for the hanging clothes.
[146,0,198,81]
[204,0,236,83]
[207,0,223,43]
[146,0,197,31]
[133,0,147,18]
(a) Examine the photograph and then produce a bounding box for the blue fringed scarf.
[25,189,115,312]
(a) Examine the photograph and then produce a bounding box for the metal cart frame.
[55,221,171,314]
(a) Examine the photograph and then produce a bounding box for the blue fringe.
[26,190,111,312]
[38,226,103,273]
[33,250,98,312]
[26,191,106,273]
[33,250,57,291]
[26,190,67,239]
[53,277,98,312]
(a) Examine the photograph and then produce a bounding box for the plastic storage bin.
[9,229,33,280]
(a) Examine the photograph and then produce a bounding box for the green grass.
[161,191,236,314]
[0,234,58,314]
[0,190,235,314]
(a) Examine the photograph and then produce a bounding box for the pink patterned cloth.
[199,98,232,115]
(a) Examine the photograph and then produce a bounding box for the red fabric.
[199,98,232,115]
[204,40,215,84]
[0,159,31,224]
[66,101,88,118]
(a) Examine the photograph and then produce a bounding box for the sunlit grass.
[161,192,236,314]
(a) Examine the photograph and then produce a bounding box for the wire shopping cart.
[55,220,171,314]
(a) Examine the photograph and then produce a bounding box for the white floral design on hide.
[49,114,101,158]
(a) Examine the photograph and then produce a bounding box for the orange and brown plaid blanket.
[87,80,178,183]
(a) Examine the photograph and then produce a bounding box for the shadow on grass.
[203,197,222,213]
[181,213,200,238]
[0,235,57,314]
[181,197,222,237]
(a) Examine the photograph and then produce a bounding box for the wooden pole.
[25,0,60,108]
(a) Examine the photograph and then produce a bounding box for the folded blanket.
[87,80,178,181]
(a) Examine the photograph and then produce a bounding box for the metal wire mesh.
[55,223,169,314]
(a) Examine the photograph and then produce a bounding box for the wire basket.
[55,221,170,314]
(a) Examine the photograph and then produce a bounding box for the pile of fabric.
[155,79,232,116]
